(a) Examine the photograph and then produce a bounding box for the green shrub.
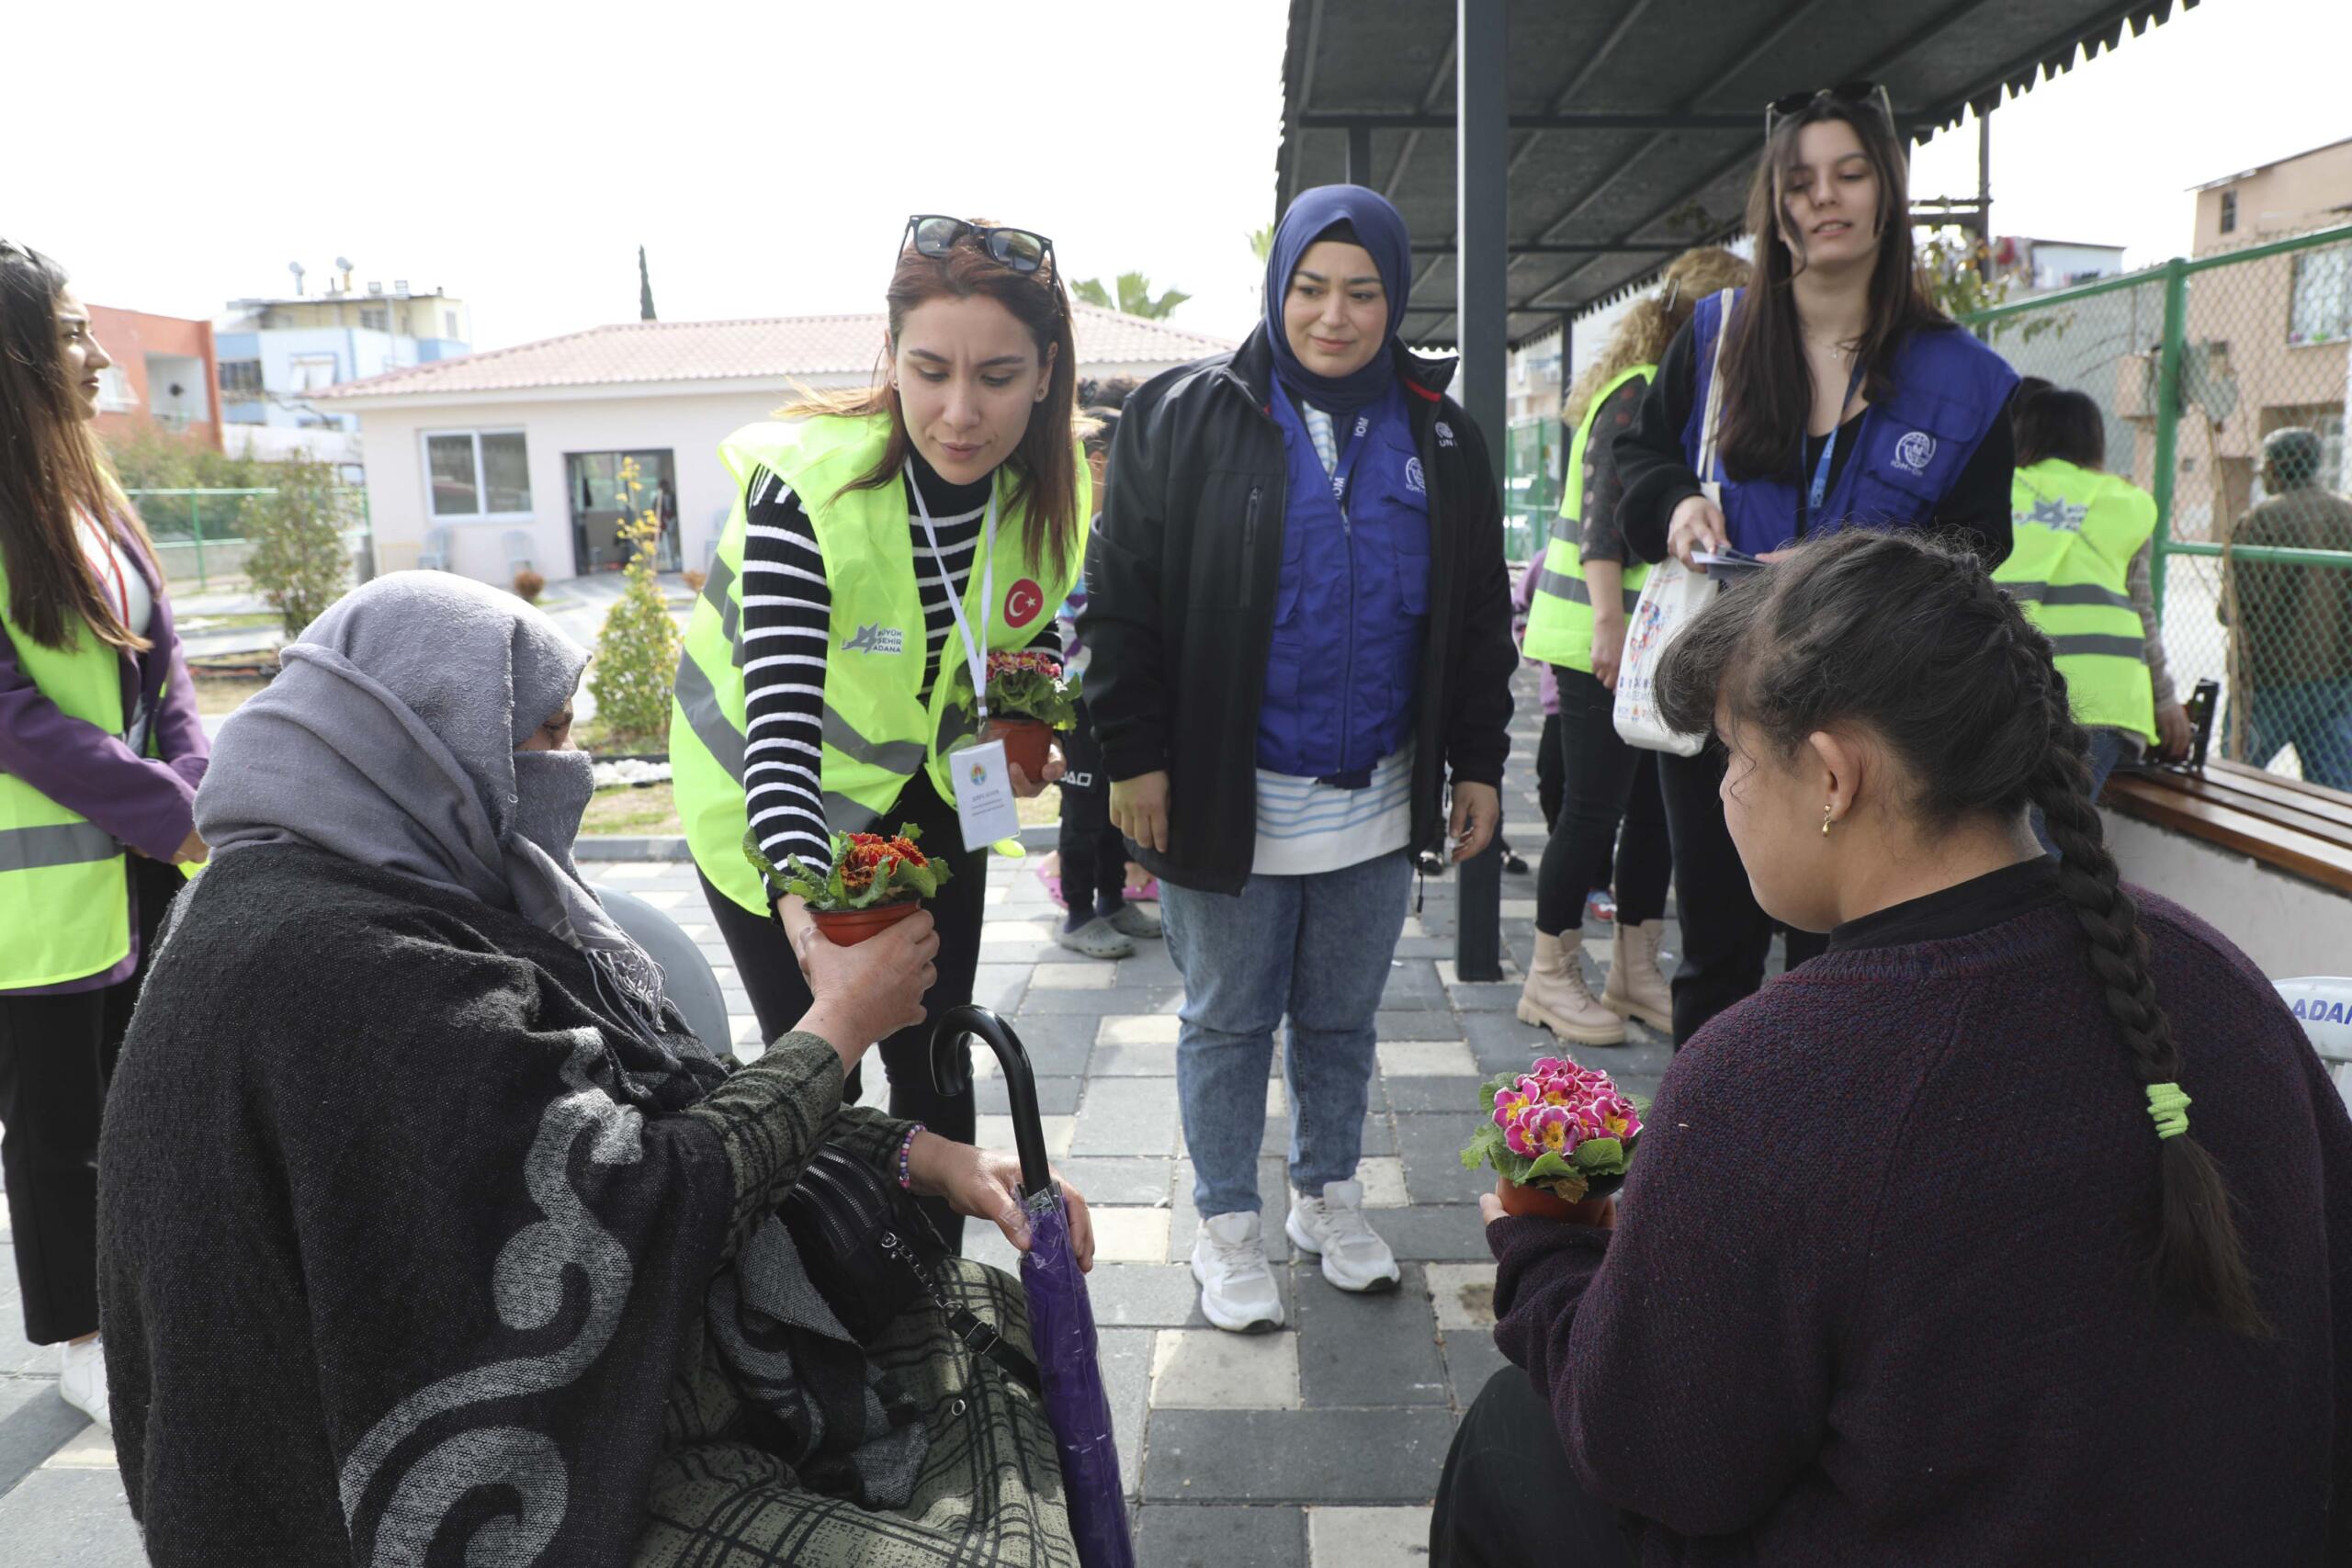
[587,458,679,750]
[238,457,354,637]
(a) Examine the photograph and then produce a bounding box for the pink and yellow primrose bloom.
[1468,1055,1646,1201]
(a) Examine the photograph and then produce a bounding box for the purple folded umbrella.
[935,1005,1135,1568]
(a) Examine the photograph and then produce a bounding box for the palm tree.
[1072,271,1192,320]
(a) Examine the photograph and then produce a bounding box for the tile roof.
[315,305,1238,400]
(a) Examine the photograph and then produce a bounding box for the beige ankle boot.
[1602,919,1673,1033]
[1516,931,1626,1045]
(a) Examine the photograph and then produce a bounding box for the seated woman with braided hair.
[1433,529,2352,1566]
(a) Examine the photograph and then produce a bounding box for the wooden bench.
[2103,762,2352,896]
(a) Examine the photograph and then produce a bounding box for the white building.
[315,308,1237,584]
[216,271,472,468]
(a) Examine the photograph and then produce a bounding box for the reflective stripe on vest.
[0,547,134,987]
[671,415,1087,913]
[1524,363,1654,672]
[1996,458,2159,742]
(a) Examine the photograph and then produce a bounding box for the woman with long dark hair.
[1435,530,2352,1566]
[1614,85,2020,1043]
[673,218,1086,1249]
[1518,245,1749,1046]
[0,240,208,1431]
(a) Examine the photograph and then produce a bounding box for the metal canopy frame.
[1275,0,2195,982]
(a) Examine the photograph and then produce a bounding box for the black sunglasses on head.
[1765,81,1894,133]
[899,215,1056,277]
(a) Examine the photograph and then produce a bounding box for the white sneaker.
[58,1337,110,1431]
[1286,1180,1402,1293]
[1190,1211,1285,1334]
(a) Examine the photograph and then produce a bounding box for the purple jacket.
[0,523,209,994]
[1510,557,1559,716]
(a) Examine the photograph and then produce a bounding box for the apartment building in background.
[85,305,222,451]
[213,265,471,464]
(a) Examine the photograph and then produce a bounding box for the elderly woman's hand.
[907,1134,1095,1271]
[790,904,940,1074]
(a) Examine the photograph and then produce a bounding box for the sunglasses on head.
[900,215,1056,277]
[1764,81,1894,134]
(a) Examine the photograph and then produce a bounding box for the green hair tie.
[2145,1081,2191,1141]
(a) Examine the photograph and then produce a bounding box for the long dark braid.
[2020,635,2267,1336]
[1656,528,2267,1337]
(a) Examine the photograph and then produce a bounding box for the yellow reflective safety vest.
[673,414,1088,914]
[1522,364,1654,672]
[0,559,141,988]
[1996,457,2157,743]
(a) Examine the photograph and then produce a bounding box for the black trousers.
[1535,668,1671,938]
[1057,698,1127,921]
[1433,1367,1638,1568]
[0,856,181,1344]
[699,771,984,1250]
[1535,711,1565,833]
[1656,744,1827,1044]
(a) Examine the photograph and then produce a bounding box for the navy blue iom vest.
[1258,379,1432,783]
[1683,288,2018,556]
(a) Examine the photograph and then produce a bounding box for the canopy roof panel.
[1276,0,2199,345]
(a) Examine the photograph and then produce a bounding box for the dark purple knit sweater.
[1489,884,2352,1564]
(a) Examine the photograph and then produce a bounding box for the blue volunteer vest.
[1683,288,2018,555]
[1259,379,1431,781]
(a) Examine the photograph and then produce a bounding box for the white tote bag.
[1612,288,1735,757]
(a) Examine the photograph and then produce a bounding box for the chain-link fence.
[1968,222,2352,792]
[124,486,372,593]
[1502,415,1563,563]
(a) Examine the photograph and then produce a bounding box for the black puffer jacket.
[1079,327,1517,895]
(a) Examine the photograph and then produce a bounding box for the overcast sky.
[12,0,2346,355]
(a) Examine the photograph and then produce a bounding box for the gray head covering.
[196,570,667,1027]
[2263,427,2324,491]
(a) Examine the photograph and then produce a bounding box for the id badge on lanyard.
[910,460,1022,852]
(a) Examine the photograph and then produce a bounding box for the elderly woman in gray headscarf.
[97,573,1093,1568]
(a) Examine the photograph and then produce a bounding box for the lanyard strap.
[1804,359,1870,525]
[907,459,997,722]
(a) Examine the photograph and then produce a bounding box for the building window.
[2219,189,2237,234]
[445,309,460,339]
[2288,245,2352,346]
[95,366,139,412]
[425,430,532,517]
[289,353,341,392]
[219,360,264,397]
[361,305,389,333]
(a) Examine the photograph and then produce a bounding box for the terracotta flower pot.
[1495,1175,1585,1222]
[810,899,922,947]
[989,716,1054,780]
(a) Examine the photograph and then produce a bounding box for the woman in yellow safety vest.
[671,218,1088,1249]
[1516,245,1748,1050]
[0,241,209,1430]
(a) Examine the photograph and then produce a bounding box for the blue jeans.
[2033,727,2130,855]
[1161,851,1413,1217]
[2246,678,2352,791]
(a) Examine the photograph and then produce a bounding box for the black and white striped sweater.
[740,449,991,874]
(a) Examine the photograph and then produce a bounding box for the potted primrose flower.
[1459,1055,1644,1220]
[743,823,953,946]
[957,648,1081,780]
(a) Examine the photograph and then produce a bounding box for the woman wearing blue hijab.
[1080,186,1517,1334]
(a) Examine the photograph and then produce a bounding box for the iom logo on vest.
[1892,430,1938,477]
[1405,457,1427,495]
[1003,580,1046,628]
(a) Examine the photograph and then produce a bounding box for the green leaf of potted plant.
[1459,1056,1644,1220]
[954,648,1080,779]
[743,822,952,945]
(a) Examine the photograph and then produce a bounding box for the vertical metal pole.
[1455,0,1507,984]
[1347,124,1374,188]
[2149,256,2188,618]
[1975,110,1993,249]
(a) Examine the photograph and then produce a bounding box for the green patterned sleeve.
[683,1034,914,1260]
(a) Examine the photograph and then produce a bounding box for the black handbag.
[780,1144,1041,1393]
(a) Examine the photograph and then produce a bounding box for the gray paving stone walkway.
[0,675,1722,1565]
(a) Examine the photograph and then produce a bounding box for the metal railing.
[124,486,373,593]
[1962,225,2352,789]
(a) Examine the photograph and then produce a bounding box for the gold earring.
[1821,805,1835,837]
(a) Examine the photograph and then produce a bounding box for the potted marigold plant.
[956,648,1080,779]
[744,822,952,946]
[1460,1056,1644,1220]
